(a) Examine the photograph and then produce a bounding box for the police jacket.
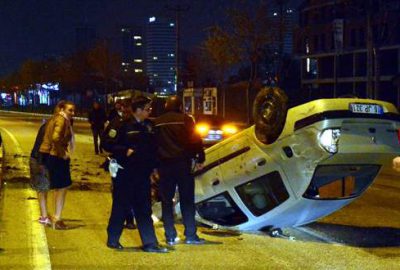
[154,111,205,163]
[101,116,158,170]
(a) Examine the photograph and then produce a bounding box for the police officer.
[154,96,206,246]
[102,99,136,230]
[102,96,168,253]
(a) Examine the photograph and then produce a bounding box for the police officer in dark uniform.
[102,96,168,253]
[102,99,136,230]
[154,96,206,246]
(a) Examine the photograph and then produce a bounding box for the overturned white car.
[192,88,400,231]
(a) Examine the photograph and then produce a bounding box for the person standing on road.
[154,96,206,246]
[88,101,107,155]
[32,101,64,226]
[107,100,123,124]
[40,101,76,230]
[102,98,136,230]
[102,96,168,253]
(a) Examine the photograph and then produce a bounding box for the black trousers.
[107,168,158,247]
[91,127,103,154]
[159,159,197,240]
[111,178,135,225]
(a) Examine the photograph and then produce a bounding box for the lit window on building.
[273,12,278,16]
[154,74,158,77]
[170,23,175,27]
[124,69,129,72]
[153,56,158,60]
[135,69,143,73]
[306,58,318,75]
[122,62,130,66]
[134,36,142,40]
[149,17,156,23]
[136,43,142,46]
[134,59,143,63]
[168,53,175,57]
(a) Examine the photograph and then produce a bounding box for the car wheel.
[253,87,288,144]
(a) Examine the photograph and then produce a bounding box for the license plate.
[350,103,383,114]
[206,134,222,141]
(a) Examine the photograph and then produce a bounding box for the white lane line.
[0,127,52,270]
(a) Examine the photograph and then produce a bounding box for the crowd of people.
[29,96,206,253]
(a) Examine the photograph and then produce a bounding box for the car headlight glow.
[222,124,238,135]
[196,123,210,136]
[319,128,341,153]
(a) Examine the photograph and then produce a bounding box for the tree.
[88,41,121,105]
[19,60,42,88]
[203,26,240,84]
[206,1,276,123]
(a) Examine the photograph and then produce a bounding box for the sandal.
[38,216,52,226]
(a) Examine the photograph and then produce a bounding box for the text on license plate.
[206,134,222,141]
[350,103,383,114]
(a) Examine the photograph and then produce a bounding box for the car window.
[303,165,380,200]
[196,191,248,226]
[235,171,290,217]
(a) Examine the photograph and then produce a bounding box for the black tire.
[253,87,288,144]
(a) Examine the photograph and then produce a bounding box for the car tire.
[253,87,288,144]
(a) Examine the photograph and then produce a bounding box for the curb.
[0,110,88,121]
[0,132,3,192]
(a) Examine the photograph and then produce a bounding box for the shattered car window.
[236,171,290,217]
[196,192,248,226]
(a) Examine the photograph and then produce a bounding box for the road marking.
[0,127,52,270]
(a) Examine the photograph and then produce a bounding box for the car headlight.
[319,128,341,154]
[196,123,210,136]
[222,124,238,135]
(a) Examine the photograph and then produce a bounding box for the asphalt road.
[0,112,399,270]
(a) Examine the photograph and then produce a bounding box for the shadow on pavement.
[305,222,400,248]
[201,229,242,238]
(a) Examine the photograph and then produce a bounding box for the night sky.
[0,0,301,76]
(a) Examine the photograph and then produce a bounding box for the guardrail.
[0,110,88,121]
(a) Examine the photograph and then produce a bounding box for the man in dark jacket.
[107,100,123,122]
[88,101,107,154]
[154,96,206,246]
[102,96,168,253]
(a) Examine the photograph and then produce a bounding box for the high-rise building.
[146,16,176,93]
[76,26,97,52]
[264,3,298,83]
[268,5,297,56]
[119,26,145,74]
[132,28,145,75]
[120,26,134,72]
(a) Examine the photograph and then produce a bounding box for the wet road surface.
[0,112,399,269]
